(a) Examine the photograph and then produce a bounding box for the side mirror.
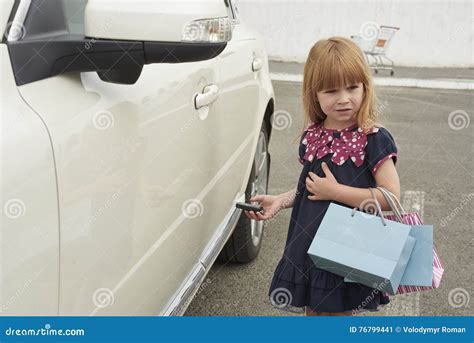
[85,0,232,44]
[7,0,232,86]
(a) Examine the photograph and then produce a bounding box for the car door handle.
[252,57,263,72]
[194,84,219,109]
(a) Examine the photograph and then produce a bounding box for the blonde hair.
[295,36,383,144]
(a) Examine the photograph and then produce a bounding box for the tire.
[217,122,270,263]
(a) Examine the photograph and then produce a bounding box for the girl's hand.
[243,194,283,221]
[306,162,340,201]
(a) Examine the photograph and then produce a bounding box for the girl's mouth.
[336,109,351,113]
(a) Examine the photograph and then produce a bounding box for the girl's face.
[316,82,364,126]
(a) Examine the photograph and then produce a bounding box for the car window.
[63,0,87,34]
[12,0,86,41]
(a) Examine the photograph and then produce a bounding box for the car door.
[208,6,264,241]
[5,0,223,315]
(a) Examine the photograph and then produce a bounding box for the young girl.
[244,37,400,316]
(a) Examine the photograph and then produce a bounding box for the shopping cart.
[351,25,400,76]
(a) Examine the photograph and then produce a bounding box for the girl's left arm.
[333,158,400,210]
[306,159,400,210]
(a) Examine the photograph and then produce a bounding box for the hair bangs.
[314,53,367,92]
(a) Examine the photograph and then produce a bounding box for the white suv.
[1,0,274,315]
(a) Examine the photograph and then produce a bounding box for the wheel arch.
[263,97,274,144]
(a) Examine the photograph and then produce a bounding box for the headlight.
[182,17,232,43]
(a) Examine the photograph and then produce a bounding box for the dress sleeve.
[298,131,307,165]
[365,127,398,176]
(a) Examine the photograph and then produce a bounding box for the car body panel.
[0,44,59,315]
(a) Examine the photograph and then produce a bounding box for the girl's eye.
[324,90,336,93]
[348,85,359,90]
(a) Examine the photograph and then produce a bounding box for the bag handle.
[351,187,387,226]
[378,187,406,214]
[376,187,405,223]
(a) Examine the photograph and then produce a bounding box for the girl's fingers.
[249,211,260,220]
[244,209,267,221]
[244,207,278,221]
[246,210,256,220]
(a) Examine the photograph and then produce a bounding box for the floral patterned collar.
[302,122,379,166]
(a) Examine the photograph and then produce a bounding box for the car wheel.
[217,122,270,263]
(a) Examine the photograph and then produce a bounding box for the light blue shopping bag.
[307,202,416,295]
[345,225,433,287]
[344,186,434,289]
[399,225,433,286]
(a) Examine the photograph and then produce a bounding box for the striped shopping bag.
[378,187,444,294]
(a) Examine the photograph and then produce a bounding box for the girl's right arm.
[243,187,298,221]
[277,187,298,209]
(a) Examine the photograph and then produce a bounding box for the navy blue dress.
[268,122,398,314]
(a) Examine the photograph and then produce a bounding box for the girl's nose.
[337,91,350,104]
[337,98,350,105]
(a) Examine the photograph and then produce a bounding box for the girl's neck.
[322,118,358,131]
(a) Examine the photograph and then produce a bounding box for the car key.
[236,202,264,212]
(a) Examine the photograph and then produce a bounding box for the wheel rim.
[250,129,268,246]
